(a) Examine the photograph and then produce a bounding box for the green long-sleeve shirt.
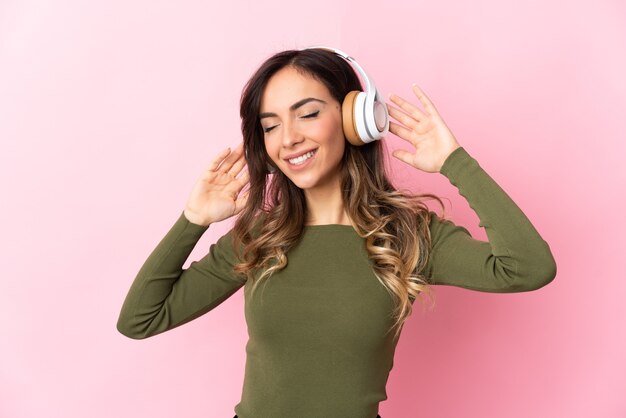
[117,146,556,418]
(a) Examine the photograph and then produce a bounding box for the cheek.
[264,141,279,164]
[311,116,344,141]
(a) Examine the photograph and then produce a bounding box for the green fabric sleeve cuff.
[439,146,475,185]
[177,210,210,237]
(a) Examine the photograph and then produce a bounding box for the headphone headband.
[302,46,376,96]
[300,45,389,144]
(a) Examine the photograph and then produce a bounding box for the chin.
[289,177,318,190]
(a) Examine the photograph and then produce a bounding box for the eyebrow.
[259,97,327,119]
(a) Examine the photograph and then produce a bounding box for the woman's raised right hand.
[184,141,250,226]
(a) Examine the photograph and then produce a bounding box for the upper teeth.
[288,150,316,165]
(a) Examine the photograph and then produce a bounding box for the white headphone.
[301,45,389,146]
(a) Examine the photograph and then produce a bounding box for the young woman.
[117,47,556,418]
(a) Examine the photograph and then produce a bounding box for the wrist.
[183,209,211,227]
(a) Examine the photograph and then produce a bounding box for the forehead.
[259,66,331,112]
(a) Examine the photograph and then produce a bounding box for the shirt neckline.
[304,224,356,231]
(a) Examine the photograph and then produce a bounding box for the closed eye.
[262,111,320,133]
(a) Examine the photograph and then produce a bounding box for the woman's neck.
[303,176,351,225]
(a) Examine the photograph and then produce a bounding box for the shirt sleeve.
[116,211,246,339]
[422,146,557,293]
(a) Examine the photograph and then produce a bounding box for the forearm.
[116,211,209,339]
[436,147,557,291]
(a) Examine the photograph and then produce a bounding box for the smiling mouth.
[285,148,318,165]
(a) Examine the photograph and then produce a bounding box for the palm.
[193,171,245,221]
[185,143,250,225]
[386,84,461,173]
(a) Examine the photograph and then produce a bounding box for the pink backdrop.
[1,0,624,417]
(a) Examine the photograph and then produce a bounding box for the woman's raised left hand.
[386,84,461,173]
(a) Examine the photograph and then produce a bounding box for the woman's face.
[259,66,345,190]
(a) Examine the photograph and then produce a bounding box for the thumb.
[392,149,414,166]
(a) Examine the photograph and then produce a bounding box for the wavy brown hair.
[231,47,448,340]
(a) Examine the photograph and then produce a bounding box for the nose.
[281,118,305,148]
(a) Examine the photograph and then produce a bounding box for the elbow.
[517,249,558,291]
[535,245,558,289]
[525,266,556,291]
[539,254,557,288]
[116,315,150,340]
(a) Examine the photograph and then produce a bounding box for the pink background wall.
[1,0,624,417]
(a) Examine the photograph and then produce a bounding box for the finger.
[389,93,427,120]
[234,189,250,215]
[389,121,417,146]
[233,141,245,158]
[411,84,438,115]
[228,143,248,177]
[236,170,250,187]
[386,102,421,128]
[207,147,232,171]
[224,170,249,195]
[391,148,414,166]
[229,157,247,177]
[217,142,244,174]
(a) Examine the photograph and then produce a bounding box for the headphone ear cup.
[342,90,366,146]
